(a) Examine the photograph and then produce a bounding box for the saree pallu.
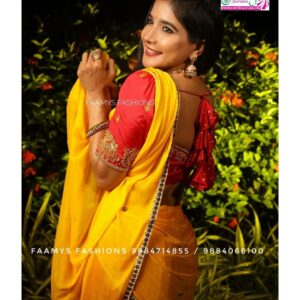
[51,67,199,300]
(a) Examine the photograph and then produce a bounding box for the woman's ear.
[196,40,206,57]
[190,40,206,60]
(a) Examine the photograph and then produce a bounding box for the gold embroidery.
[144,99,154,112]
[172,148,188,161]
[144,102,152,112]
[139,72,148,78]
[96,129,139,171]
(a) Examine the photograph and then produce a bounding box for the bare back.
[171,74,214,151]
[161,74,215,205]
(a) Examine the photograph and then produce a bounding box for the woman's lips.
[144,46,162,57]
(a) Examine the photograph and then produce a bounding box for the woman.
[51,0,223,299]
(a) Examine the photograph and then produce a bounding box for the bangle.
[86,120,110,138]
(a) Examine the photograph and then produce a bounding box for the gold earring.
[185,57,197,78]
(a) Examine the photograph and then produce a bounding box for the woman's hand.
[108,82,119,103]
[77,49,116,96]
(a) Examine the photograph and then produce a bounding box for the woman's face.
[141,0,197,72]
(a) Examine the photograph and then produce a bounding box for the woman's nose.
[141,26,157,44]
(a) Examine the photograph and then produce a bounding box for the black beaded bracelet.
[86,120,110,138]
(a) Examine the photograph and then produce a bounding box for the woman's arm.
[86,88,127,191]
[77,49,127,190]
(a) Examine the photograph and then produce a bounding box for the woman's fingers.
[81,51,89,64]
[107,58,116,80]
[77,49,115,91]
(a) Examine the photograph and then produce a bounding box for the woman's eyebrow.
[149,13,179,32]
[160,20,179,32]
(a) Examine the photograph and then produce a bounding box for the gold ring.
[92,51,102,61]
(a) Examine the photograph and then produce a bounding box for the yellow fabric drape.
[132,204,199,300]
[51,67,184,299]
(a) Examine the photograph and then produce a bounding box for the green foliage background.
[23,3,278,299]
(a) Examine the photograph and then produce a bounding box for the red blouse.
[96,70,218,192]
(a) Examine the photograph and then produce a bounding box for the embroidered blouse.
[96,70,218,192]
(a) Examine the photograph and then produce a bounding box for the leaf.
[235,225,245,263]
[73,19,83,25]
[251,206,262,246]
[231,261,255,269]
[29,192,51,246]
[115,73,129,82]
[97,38,107,50]
[243,151,253,162]
[254,153,261,161]
[267,223,278,242]
[23,190,33,239]
[126,45,139,56]
[113,40,121,47]
[22,241,36,275]
[206,235,235,246]
[34,276,51,296]
[267,107,278,117]
[41,38,50,46]
[31,40,41,46]
[33,53,43,60]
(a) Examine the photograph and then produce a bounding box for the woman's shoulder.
[119,69,155,102]
[124,69,155,83]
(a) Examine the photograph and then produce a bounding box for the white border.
[0,0,295,298]
[279,0,300,298]
[0,0,22,298]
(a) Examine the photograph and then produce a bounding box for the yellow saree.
[51,67,198,299]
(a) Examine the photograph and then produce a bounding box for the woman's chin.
[142,58,161,69]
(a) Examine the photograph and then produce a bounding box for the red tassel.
[184,99,218,192]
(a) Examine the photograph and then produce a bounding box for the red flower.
[27,58,38,65]
[212,216,220,223]
[46,172,58,181]
[22,150,37,164]
[265,52,277,62]
[221,91,244,108]
[248,60,257,68]
[245,50,259,60]
[24,167,37,177]
[221,90,234,104]
[40,82,53,91]
[34,183,40,193]
[228,217,238,229]
[232,94,245,108]
[233,183,239,192]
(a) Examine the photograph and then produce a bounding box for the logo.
[221,0,232,5]
[249,0,257,5]
[221,0,269,11]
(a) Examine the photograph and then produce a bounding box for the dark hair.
[136,0,224,75]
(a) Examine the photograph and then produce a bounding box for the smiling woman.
[141,1,203,73]
[51,0,223,299]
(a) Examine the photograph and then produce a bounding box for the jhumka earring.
[185,57,197,78]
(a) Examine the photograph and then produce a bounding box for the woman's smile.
[144,46,163,57]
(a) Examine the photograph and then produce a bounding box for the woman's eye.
[163,27,173,33]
